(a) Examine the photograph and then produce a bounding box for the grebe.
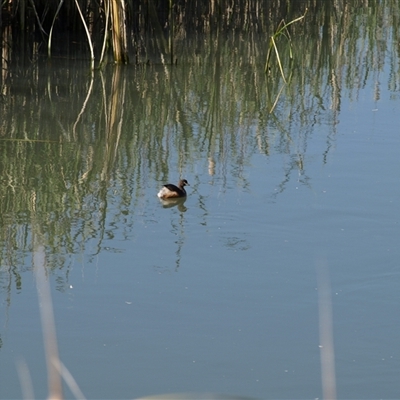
[157,179,190,199]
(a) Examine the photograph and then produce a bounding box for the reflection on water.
[159,197,188,212]
[136,393,257,400]
[1,3,400,399]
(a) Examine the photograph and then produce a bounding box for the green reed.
[264,9,308,82]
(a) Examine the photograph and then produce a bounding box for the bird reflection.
[159,197,187,212]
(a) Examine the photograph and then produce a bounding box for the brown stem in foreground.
[110,0,129,64]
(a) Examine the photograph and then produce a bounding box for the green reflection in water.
[0,3,399,295]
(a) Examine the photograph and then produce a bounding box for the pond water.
[1,9,400,400]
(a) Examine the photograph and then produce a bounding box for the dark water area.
[1,2,400,399]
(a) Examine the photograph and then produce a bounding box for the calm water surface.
[1,31,400,400]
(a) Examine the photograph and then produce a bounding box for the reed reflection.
[1,2,400,298]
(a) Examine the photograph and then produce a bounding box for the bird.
[157,179,190,199]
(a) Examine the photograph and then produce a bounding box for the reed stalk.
[169,0,174,64]
[48,0,64,58]
[28,0,47,38]
[74,0,95,69]
[264,9,308,81]
[99,0,111,67]
[110,0,129,63]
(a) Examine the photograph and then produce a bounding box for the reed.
[47,0,64,58]
[74,0,95,69]
[264,9,308,82]
[0,1,362,64]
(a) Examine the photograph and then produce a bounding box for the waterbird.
[157,179,190,199]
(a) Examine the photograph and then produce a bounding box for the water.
[1,14,400,400]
